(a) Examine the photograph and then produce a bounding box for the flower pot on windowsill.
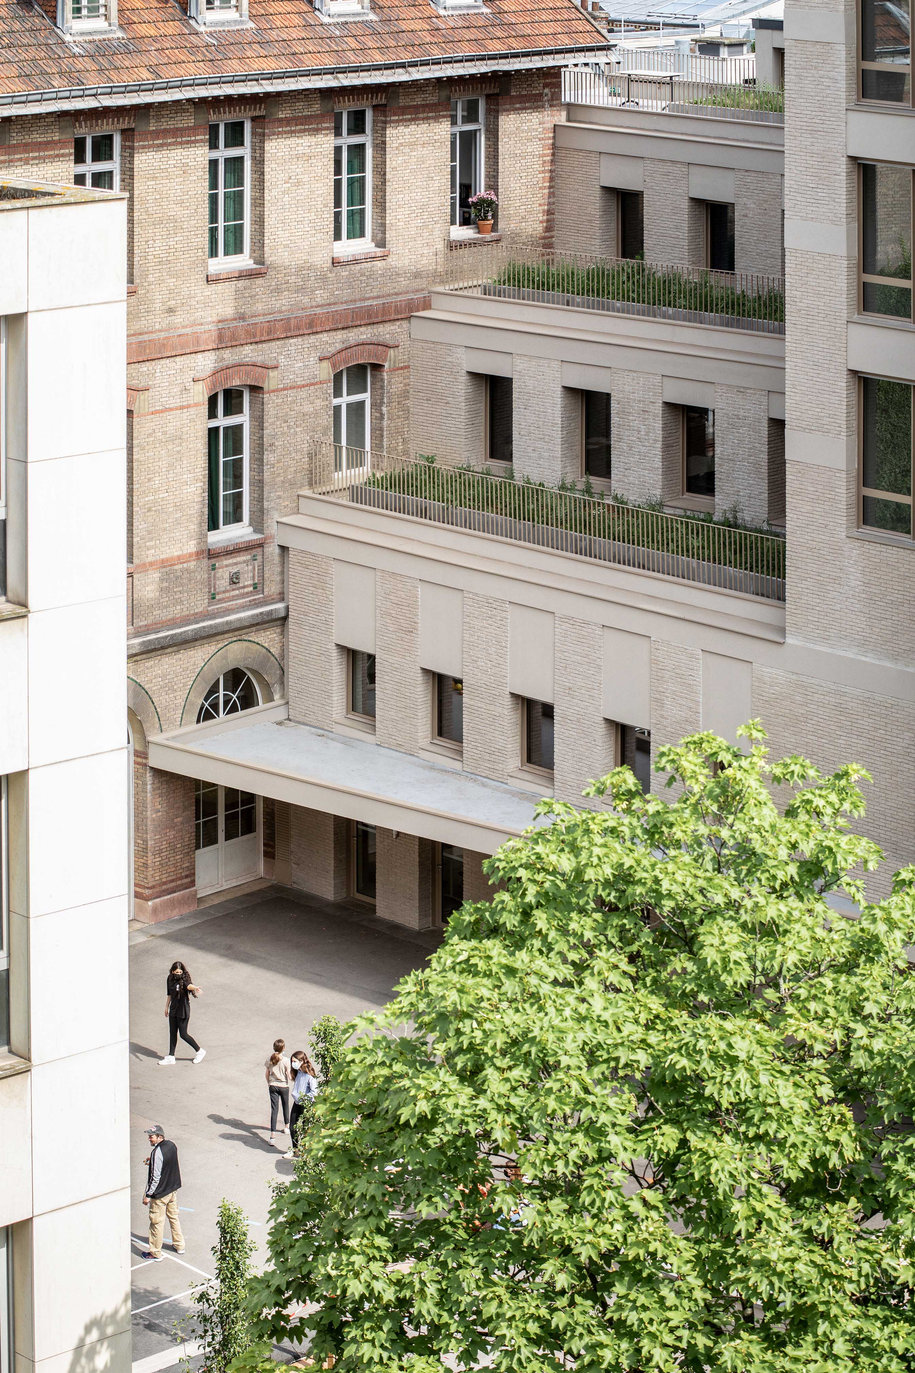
[476,219,494,235]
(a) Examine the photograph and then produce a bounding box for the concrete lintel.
[784,6,850,43]
[847,319,915,384]
[847,107,915,165]
[558,114,784,170]
[127,599,287,657]
[784,216,856,258]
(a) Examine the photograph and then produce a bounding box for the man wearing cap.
[141,1126,184,1261]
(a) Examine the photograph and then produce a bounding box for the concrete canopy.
[148,703,544,854]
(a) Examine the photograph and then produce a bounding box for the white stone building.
[0,179,129,1373]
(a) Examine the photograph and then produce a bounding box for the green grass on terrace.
[489,258,785,326]
[360,459,786,585]
[689,83,784,112]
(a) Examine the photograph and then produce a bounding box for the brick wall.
[462,592,521,781]
[714,384,771,525]
[554,616,617,804]
[287,549,335,729]
[735,168,783,277]
[554,147,616,255]
[512,356,581,485]
[375,571,425,753]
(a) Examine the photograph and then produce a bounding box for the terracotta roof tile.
[0,0,608,101]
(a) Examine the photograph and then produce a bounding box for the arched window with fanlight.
[196,667,260,723]
[194,667,262,894]
[332,363,370,479]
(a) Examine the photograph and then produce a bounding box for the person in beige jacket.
[264,1037,292,1145]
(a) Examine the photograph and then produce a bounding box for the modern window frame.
[208,119,251,266]
[858,373,915,539]
[682,405,716,505]
[432,674,463,752]
[858,161,914,323]
[520,697,555,777]
[351,820,377,904]
[581,390,612,482]
[858,0,913,105]
[484,374,513,467]
[334,107,372,248]
[0,778,8,1056]
[705,200,736,273]
[450,96,485,229]
[207,387,250,537]
[73,131,120,189]
[617,189,644,261]
[347,649,377,725]
[433,841,465,924]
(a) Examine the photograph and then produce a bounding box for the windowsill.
[850,525,915,551]
[127,283,138,296]
[0,600,29,622]
[583,472,614,493]
[423,739,464,765]
[510,767,555,793]
[332,246,391,266]
[206,263,267,283]
[449,227,503,246]
[207,526,262,551]
[335,716,377,740]
[0,1049,31,1080]
[669,495,716,515]
[851,312,915,330]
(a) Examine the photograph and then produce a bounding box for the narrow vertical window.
[74,132,120,189]
[433,675,463,748]
[618,190,644,260]
[522,699,554,775]
[207,388,249,534]
[450,98,484,227]
[437,844,464,922]
[582,391,612,481]
[860,163,913,320]
[860,375,913,535]
[860,0,911,102]
[349,650,376,722]
[706,201,735,272]
[353,821,377,902]
[334,109,371,246]
[332,365,371,472]
[683,406,715,500]
[486,375,513,466]
[208,120,250,262]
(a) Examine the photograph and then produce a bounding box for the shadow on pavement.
[208,1113,278,1153]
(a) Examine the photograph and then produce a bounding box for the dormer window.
[57,0,117,34]
[433,0,485,10]
[314,0,371,19]
[188,0,248,24]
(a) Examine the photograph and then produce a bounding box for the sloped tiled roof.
[0,0,609,105]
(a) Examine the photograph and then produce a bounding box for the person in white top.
[283,1051,319,1159]
[264,1038,292,1145]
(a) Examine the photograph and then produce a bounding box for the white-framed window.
[0,778,8,1054]
[207,388,249,535]
[332,364,371,475]
[197,668,261,723]
[188,0,246,23]
[208,120,250,264]
[73,132,120,189]
[334,108,372,246]
[57,0,117,32]
[450,97,484,228]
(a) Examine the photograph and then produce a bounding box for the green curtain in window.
[207,427,220,532]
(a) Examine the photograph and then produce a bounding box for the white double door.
[195,780,261,895]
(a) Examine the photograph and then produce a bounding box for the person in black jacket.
[141,1126,184,1260]
[159,960,206,1066]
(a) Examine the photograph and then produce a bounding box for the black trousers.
[289,1099,305,1148]
[269,1086,290,1131]
[168,1011,200,1056]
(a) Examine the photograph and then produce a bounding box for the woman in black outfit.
[159,960,206,1065]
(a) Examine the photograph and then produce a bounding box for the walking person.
[159,960,206,1066]
[283,1050,319,1159]
[141,1125,184,1261]
[265,1038,292,1145]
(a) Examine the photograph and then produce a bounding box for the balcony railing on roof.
[308,442,787,603]
[561,63,784,122]
[439,242,785,335]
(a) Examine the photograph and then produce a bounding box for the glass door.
[195,780,260,894]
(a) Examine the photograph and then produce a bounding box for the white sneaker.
[193,1048,207,1064]
[158,1055,176,1066]
[283,1150,294,1160]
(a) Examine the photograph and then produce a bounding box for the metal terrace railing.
[561,62,784,122]
[439,242,785,335]
[308,442,787,603]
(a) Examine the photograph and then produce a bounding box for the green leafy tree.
[309,1013,346,1083]
[252,725,915,1372]
[183,1200,255,1373]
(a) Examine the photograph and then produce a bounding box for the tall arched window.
[197,668,260,723]
[207,387,248,534]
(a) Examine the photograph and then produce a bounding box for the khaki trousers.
[148,1191,184,1257]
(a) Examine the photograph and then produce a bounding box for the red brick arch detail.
[195,362,278,397]
[322,342,395,374]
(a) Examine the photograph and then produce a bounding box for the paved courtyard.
[129,884,439,1372]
